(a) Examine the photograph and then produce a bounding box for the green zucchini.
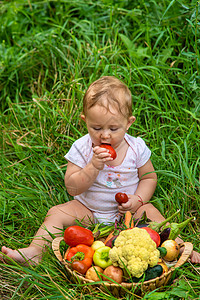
[144,265,163,281]
[157,246,167,258]
[127,265,163,283]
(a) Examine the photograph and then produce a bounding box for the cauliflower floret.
[109,228,160,278]
[114,235,126,247]
[109,246,128,268]
[149,249,160,267]
[127,257,148,278]
[137,247,149,261]
[121,244,135,260]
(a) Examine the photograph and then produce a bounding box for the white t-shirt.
[64,133,151,224]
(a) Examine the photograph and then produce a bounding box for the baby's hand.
[91,146,113,170]
[118,195,142,215]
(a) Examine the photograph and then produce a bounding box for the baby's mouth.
[101,143,111,146]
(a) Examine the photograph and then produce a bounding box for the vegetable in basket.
[162,216,195,240]
[147,210,180,233]
[157,247,167,258]
[91,240,105,251]
[64,225,94,247]
[109,227,160,278]
[85,266,103,281]
[103,265,123,284]
[161,240,180,261]
[104,233,119,248]
[159,228,171,245]
[144,265,163,281]
[93,246,113,269]
[104,213,131,247]
[147,210,194,241]
[129,265,164,283]
[158,260,168,273]
[141,227,160,247]
[65,244,94,274]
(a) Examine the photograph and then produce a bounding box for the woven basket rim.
[61,259,173,288]
[52,236,193,289]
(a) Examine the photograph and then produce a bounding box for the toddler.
[1,76,199,264]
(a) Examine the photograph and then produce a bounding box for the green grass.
[0,0,200,299]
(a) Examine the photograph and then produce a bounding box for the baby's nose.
[101,130,111,139]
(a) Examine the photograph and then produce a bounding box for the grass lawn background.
[0,0,199,299]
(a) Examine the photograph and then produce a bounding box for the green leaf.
[119,33,135,52]
[144,291,169,299]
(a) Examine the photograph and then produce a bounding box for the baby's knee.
[45,200,94,226]
[46,205,60,218]
[44,204,71,225]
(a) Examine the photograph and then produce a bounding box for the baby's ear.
[80,114,86,122]
[127,116,136,129]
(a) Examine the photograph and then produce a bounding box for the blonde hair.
[83,76,132,118]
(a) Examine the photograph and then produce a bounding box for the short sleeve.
[135,137,151,168]
[64,134,92,168]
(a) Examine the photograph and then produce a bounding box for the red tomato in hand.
[115,192,128,204]
[100,144,117,160]
[141,227,160,247]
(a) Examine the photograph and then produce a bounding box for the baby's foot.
[190,250,200,264]
[1,246,42,266]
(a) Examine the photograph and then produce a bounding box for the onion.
[103,265,123,284]
[85,266,103,281]
[161,240,180,261]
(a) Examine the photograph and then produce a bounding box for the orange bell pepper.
[66,244,94,274]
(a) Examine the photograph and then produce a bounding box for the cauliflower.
[109,227,160,278]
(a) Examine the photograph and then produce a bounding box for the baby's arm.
[65,146,113,196]
[118,159,157,214]
[134,159,157,205]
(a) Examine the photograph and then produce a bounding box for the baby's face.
[81,103,135,149]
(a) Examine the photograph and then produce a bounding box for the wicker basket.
[52,237,193,297]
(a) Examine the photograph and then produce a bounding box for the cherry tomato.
[141,227,161,247]
[99,144,117,160]
[115,192,128,204]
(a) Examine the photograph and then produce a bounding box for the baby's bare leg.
[1,200,94,265]
[133,203,166,223]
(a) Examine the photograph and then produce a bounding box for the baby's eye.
[110,128,118,131]
[93,127,101,131]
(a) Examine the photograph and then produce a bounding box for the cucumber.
[128,265,163,283]
[157,246,167,257]
[144,265,163,281]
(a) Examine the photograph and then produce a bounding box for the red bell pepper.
[66,244,94,274]
[64,225,94,247]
